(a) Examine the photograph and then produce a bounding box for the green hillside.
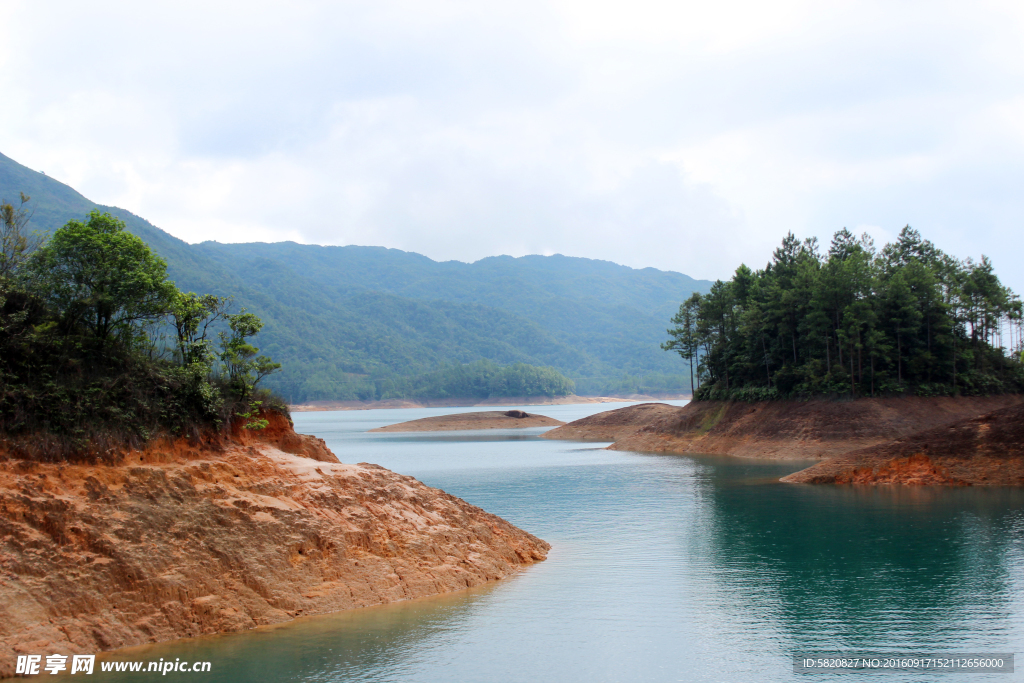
[0,151,712,400]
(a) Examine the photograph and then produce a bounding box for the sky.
[2,0,1024,291]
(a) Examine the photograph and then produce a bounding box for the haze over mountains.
[0,152,712,400]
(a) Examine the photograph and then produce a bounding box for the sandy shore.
[369,410,564,432]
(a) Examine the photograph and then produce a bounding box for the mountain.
[0,151,713,400]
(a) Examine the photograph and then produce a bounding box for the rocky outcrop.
[782,402,1024,485]
[542,403,681,442]
[607,396,1023,459]
[369,410,563,432]
[0,423,549,677]
[230,410,337,463]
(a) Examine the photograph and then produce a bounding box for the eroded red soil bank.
[604,396,1022,459]
[782,402,1024,486]
[0,419,548,677]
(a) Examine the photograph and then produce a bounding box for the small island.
[370,409,564,432]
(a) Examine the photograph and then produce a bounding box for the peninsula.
[0,417,548,678]
[0,208,549,677]
[548,396,1024,485]
[590,226,1024,485]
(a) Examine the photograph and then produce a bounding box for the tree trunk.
[897,331,902,385]
[952,336,957,395]
[850,347,854,397]
[927,316,931,381]
[762,336,771,387]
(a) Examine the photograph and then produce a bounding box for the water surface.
[103,402,1024,682]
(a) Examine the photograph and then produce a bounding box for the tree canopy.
[664,227,1023,400]
[28,210,177,346]
[0,208,282,460]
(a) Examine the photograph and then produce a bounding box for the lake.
[101,402,1024,682]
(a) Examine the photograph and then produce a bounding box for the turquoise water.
[100,402,1024,682]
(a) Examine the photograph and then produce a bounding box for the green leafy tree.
[663,292,702,393]
[28,210,177,346]
[219,309,281,404]
[0,193,42,281]
[0,204,292,458]
[171,292,231,367]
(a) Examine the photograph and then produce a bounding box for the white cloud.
[2,0,1024,291]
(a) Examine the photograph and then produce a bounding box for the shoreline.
[0,417,549,676]
[781,401,1024,485]
[606,395,1024,460]
[369,410,564,432]
[289,393,691,412]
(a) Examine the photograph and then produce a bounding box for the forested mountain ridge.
[0,151,712,400]
[665,229,1024,400]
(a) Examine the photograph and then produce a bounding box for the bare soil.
[606,395,1024,459]
[0,420,548,677]
[782,402,1024,486]
[369,410,563,433]
[542,403,682,442]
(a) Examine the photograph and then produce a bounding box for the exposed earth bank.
[369,410,563,433]
[582,395,1022,459]
[0,419,549,678]
[782,402,1024,486]
[542,403,681,442]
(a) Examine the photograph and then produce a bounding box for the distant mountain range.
[0,152,712,400]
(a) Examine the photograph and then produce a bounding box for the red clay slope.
[0,418,548,677]
[782,401,1024,485]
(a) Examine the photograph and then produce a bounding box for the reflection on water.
[99,403,1024,682]
[103,583,508,683]
[692,469,1024,661]
[374,431,542,444]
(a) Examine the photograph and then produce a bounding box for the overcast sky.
[3,0,1024,290]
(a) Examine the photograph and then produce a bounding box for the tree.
[219,310,281,403]
[663,292,702,393]
[668,227,1022,400]
[171,292,231,367]
[0,193,42,281]
[28,210,177,347]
